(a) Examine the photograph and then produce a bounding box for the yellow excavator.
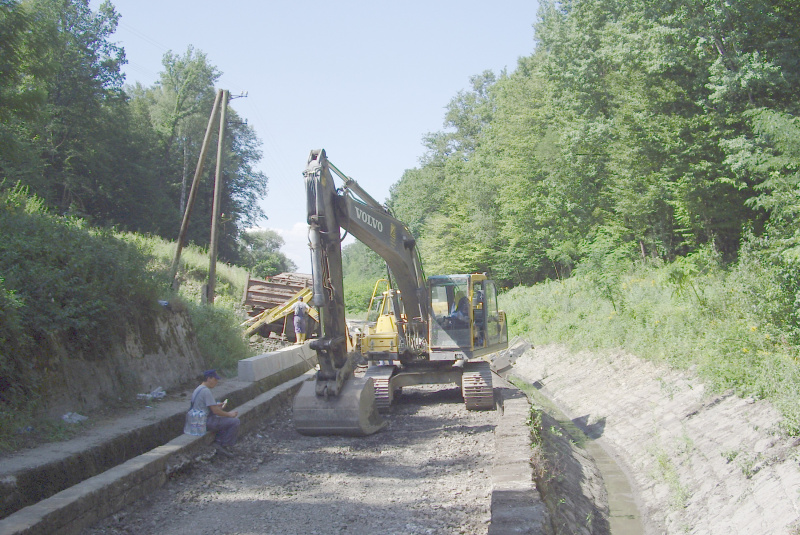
[292,149,509,436]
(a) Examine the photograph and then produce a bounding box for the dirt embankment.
[512,345,800,535]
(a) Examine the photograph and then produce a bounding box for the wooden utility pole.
[170,89,223,291]
[207,89,229,304]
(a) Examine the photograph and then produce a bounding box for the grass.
[650,445,690,510]
[0,187,255,451]
[110,233,255,379]
[500,251,800,434]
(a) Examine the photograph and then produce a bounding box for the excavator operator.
[450,293,470,327]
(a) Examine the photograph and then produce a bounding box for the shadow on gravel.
[393,385,466,410]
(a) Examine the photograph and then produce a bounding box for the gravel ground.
[82,383,499,535]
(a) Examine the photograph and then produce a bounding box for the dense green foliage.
[500,242,800,432]
[0,0,268,262]
[0,1,270,449]
[342,240,387,315]
[0,186,253,449]
[379,0,800,427]
[237,229,297,279]
[388,0,800,286]
[116,233,254,375]
[0,184,161,403]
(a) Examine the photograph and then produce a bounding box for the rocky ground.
[82,383,499,535]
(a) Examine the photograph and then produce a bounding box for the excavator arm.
[294,149,426,435]
[293,149,512,434]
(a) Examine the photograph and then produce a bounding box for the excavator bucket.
[293,377,387,436]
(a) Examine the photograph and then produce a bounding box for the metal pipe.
[309,222,325,307]
[327,161,384,210]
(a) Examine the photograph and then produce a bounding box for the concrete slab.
[238,343,317,382]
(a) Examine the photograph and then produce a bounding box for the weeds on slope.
[0,187,254,451]
[501,242,800,434]
[118,232,253,376]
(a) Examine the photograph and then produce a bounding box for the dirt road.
[82,384,498,535]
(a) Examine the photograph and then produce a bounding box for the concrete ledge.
[238,343,317,382]
[1,359,543,535]
[0,347,317,527]
[489,382,551,535]
[0,373,311,535]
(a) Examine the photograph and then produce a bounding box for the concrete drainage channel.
[514,376,645,535]
[0,345,547,535]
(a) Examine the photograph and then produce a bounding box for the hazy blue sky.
[90,0,540,272]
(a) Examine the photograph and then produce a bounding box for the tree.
[33,0,127,214]
[129,50,268,261]
[725,108,800,250]
[0,2,269,262]
[341,240,387,313]
[148,46,221,212]
[0,0,47,180]
[0,0,127,213]
[237,229,296,278]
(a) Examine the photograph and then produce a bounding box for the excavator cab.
[428,274,508,361]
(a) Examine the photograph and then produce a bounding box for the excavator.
[292,149,509,436]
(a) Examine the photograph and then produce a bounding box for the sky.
[89,0,540,272]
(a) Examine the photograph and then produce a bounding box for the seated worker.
[450,294,470,327]
[192,370,240,458]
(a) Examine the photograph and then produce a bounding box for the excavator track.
[462,361,495,410]
[363,365,396,412]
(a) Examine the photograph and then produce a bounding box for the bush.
[0,185,161,405]
[500,244,800,433]
[115,233,255,375]
[185,301,251,377]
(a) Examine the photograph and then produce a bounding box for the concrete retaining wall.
[238,343,317,383]
[490,381,552,535]
[0,344,318,535]
[0,376,309,535]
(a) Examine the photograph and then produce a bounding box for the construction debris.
[241,273,317,340]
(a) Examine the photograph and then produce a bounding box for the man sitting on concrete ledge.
[192,369,240,457]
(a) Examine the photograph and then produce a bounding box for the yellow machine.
[361,279,402,355]
[362,275,508,363]
[292,149,509,436]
